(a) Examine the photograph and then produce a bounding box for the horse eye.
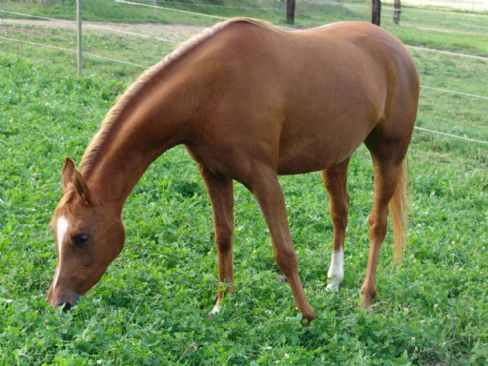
[73,234,90,247]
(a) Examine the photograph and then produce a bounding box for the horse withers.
[47,18,419,322]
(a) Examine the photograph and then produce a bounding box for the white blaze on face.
[326,248,344,292]
[53,215,69,289]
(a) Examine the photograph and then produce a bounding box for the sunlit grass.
[0,2,487,365]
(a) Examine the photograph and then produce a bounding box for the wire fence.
[114,0,229,20]
[0,34,149,68]
[406,45,488,62]
[0,0,487,146]
[382,0,488,13]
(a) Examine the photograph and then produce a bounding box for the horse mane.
[79,18,275,177]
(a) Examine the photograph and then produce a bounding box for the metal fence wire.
[0,0,487,145]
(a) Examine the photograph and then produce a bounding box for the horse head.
[47,158,125,311]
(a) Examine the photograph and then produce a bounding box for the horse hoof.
[208,304,221,320]
[279,273,288,283]
[360,297,374,309]
[325,283,340,292]
[301,312,315,326]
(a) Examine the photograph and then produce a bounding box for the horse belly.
[277,120,369,173]
[275,79,381,174]
[277,135,364,174]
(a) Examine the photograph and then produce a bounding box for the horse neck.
[82,77,195,211]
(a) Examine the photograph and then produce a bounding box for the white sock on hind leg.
[326,249,344,292]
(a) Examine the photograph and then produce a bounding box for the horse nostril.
[61,302,74,312]
[52,291,79,311]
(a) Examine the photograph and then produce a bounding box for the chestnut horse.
[47,18,419,321]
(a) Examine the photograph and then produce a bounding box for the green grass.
[1,2,487,365]
[1,0,488,55]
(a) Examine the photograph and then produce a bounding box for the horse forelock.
[51,190,76,227]
[79,18,264,176]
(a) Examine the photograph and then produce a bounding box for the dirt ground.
[0,19,206,43]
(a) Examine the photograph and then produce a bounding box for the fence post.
[286,0,296,24]
[393,0,401,24]
[372,0,381,26]
[76,0,83,77]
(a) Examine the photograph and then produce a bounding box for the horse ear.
[62,157,75,192]
[72,169,91,204]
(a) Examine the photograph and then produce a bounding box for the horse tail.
[390,159,408,265]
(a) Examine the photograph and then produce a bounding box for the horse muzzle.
[47,286,80,312]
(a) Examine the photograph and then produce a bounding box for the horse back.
[184,20,419,176]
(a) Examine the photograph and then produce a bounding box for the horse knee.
[276,248,298,276]
[331,208,348,231]
[216,224,233,252]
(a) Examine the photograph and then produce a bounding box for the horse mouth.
[61,301,75,312]
[47,288,80,311]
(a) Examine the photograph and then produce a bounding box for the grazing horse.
[47,18,419,321]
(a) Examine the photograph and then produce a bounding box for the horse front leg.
[249,167,315,323]
[199,165,235,317]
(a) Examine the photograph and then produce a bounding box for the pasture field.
[2,0,488,54]
[0,1,487,365]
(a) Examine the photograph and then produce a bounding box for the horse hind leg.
[361,126,410,308]
[322,158,350,292]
